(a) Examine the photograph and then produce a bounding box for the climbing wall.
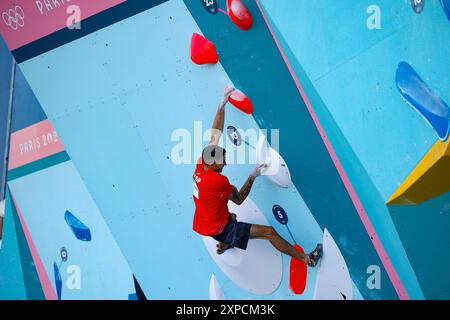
[256,0,450,299]
[0,0,448,300]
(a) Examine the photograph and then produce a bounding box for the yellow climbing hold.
[387,139,450,205]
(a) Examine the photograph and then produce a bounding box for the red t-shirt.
[193,158,234,236]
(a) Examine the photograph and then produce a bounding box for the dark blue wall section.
[389,191,450,299]
[11,67,47,133]
[0,36,12,195]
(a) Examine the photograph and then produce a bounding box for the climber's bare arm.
[210,87,235,145]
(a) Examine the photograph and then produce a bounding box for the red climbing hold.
[227,0,253,30]
[228,89,254,114]
[190,33,219,65]
[289,244,308,295]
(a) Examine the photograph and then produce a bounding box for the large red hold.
[228,89,254,114]
[227,0,253,30]
[289,244,308,295]
[190,33,219,65]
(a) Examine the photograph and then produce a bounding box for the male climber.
[192,87,323,267]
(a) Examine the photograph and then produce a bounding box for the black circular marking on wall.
[272,204,288,225]
[227,126,242,146]
[60,247,68,262]
[201,0,218,15]
[411,0,425,13]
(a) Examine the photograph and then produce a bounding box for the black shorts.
[212,216,252,250]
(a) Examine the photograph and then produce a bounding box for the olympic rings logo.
[2,6,25,31]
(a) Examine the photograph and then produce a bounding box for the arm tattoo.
[230,176,256,205]
[231,187,239,203]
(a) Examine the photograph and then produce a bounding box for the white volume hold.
[256,135,292,188]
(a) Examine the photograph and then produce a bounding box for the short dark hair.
[202,145,226,166]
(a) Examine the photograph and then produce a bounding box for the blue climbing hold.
[128,293,138,300]
[64,210,92,241]
[53,262,62,300]
[442,0,450,21]
[396,62,450,141]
